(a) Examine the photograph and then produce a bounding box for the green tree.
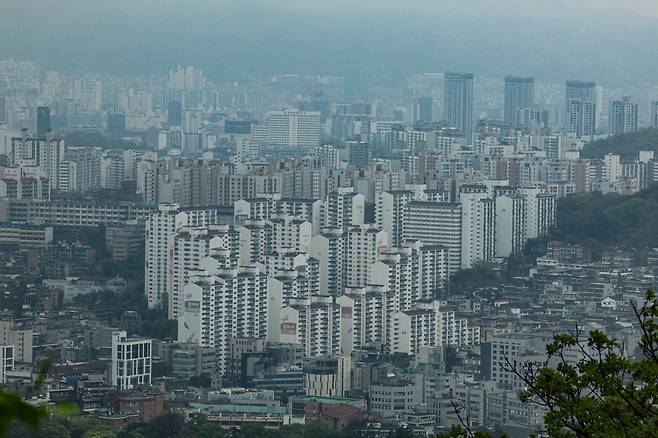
[142,413,185,438]
[0,361,51,436]
[501,290,658,437]
[581,127,658,159]
[447,262,502,294]
[440,291,658,438]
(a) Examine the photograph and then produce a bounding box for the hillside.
[581,128,658,159]
[550,184,658,252]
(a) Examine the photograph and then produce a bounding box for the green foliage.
[0,361,50,436]
[122,416,344,438]
[551,186,658,253]
[188,374,212,388]
[581,127,658,159]
[506,290,658,437]
[437,425,498,438]
[447,262,502,294]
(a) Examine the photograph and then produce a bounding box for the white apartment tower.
[310,228,347,296]
[377,190,414,247]
[459,185,495,269]
[169,225,240,320]
[404,201,463,274]
[277,296,340,358]
[178,267,268,375]
[265,110,321,148]
[323,187,365,230]
[10,137,65,190]
[346,224,388,288]
[495,194,526,258]
[144,204,221,309]
[337,285,387,356]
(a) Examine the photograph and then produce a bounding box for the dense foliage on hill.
[550,184,658,252]
[580,127,658,159]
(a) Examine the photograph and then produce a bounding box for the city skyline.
[1,2,658,437]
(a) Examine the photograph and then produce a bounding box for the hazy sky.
[580,0,658,17]
[1,0,657,85]
[261,0,658,17]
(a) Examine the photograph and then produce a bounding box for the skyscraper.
[565,80,596,138]
[36,106,51,138]
[444,72,474,145]
[609,97,638,136]
[504,76,534,127]
[107,112,126,138]
[413,96,433,122]
[651,101,658,128]
[343,67,366,101]
[0,96,7,123]
[168,100,182,126]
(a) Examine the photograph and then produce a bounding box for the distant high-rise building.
[348,140,369,168]
[0,96,7,123]
[565,80,596,138]
[168,65,206,90]
[652,101,658,128]
[107,112,126,138]
[504,76,534,127]
[144,205,223,310]
[182,110,202,151]
[444,72,474,145]
[343,68,366,101]
[36,106,51,138]
[609,97,638,136]
[265,110,320,148]
[10,136,65,190]
[168,100,182,126]
[412,96,433,122]
[459,185,495,269]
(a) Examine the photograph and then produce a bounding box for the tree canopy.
[580,127,658,159]
[550,184,658,253]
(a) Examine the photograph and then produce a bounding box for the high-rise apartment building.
[609,97,638,136]
[504,76,534,128]
[411,96,433,123]
[310,228,347,297]
[144,204,223,309]
[377,190,415,247]
[168,100,182,126]
[565,80,596,138]
[322,187,365,230]
[459,185,495,269]
[444,72,474,145]
[0,96,7,124]
[345,224,388,288]
[404,201,462,274]
[178,268,268,374]
[107,112,126,138]
[169,225,240,319]
[10,136,65,190]
[348,140,369,168]
[495,194,525,257]
[36,106,51,138]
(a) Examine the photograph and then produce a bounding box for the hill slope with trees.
[580,128,658,159]
[550,184,658,252]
